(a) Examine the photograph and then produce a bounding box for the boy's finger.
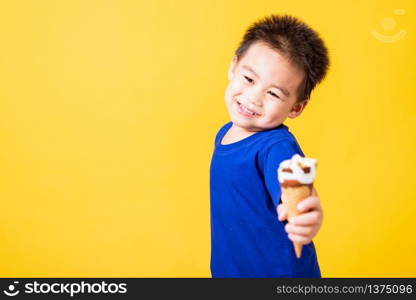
[277,204,287,221]
[285,223,312,237]
[297,196,320,212]
[276,203,282,214]
[289,211,320,226]
[288,233,311,245]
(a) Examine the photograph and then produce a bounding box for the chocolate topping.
[281,168,293,173]
[302,167,311,174]
[281,180,313,189]
[296,161,311,174]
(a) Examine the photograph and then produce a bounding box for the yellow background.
[1,0,415,277]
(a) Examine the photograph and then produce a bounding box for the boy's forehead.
[239,42,288,68]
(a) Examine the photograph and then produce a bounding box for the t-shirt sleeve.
[263,139,304,208]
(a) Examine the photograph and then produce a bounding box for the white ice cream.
[277,154,317,184]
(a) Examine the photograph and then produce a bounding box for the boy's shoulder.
[214,122,301,154]
[251,123,300,152]
[259,128,302,159]
[260,124,296,146]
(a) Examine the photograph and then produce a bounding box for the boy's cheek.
[226,78,244,94]
[224,84,234,102]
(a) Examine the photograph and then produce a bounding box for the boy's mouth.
[236,101,260,117]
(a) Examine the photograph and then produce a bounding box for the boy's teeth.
[239,102,256,116]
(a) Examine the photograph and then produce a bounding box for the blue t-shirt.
[210,122,321,278]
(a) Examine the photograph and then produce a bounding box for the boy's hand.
[276,188,322,245]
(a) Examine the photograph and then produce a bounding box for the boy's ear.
[288,100,308,119]
[228,55,238,81]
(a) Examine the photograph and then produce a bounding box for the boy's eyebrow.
[241,65,290,97]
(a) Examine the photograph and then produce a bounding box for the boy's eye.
[268,91,280,99]
[243,76,253,83]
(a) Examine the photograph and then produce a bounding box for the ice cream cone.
[278,154,317,259]
[281,184,312,258]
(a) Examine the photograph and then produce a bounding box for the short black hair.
[235,15,329,101]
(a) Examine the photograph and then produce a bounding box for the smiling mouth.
[236,101,260,117]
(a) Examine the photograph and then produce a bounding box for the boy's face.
[225,41,307,132]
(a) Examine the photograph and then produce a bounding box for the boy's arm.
[263,140,323,245]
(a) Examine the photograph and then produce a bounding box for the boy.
[210,15,329,277]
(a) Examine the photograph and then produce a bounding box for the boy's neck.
[221,123,257,145]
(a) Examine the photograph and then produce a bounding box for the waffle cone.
[281,184,312,259]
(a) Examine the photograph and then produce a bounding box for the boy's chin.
[230,117,262,132]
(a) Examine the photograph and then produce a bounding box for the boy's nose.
[245,93,263,107]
